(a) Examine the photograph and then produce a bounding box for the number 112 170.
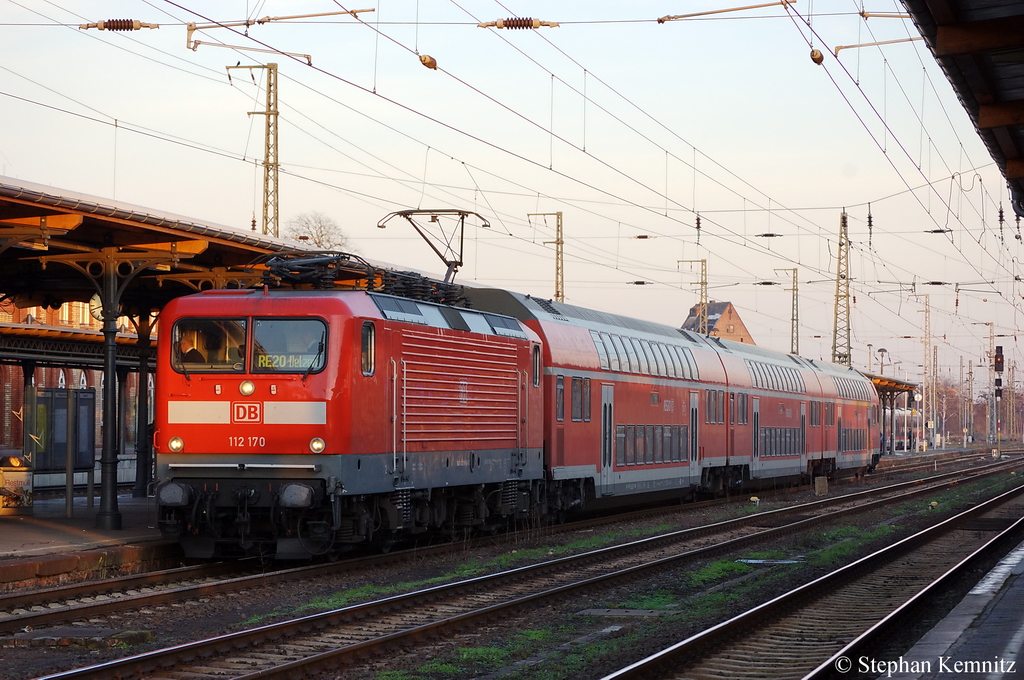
[229,436,266,447]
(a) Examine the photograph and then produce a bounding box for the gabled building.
[681,301,755,345]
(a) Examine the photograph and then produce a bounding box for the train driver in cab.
[178,336,204,363]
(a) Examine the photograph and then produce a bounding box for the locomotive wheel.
[374,532,398,553]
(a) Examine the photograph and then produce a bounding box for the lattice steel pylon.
[831,212,851,366]
[776,267,799,354]
[919,294,932,446]
[1008,362,1016,442]
[227,62,279,237]
[530,212,564,302]
[679,259,708,335]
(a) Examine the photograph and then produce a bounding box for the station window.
[361,322,375,376]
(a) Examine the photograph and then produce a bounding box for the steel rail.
[0,561,240,612]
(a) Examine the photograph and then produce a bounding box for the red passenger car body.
[464,288,878,504]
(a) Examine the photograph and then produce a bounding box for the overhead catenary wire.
[3,1,1015,371]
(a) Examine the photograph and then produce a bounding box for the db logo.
[232,402,263,423]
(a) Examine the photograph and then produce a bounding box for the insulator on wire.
[80,19,158,30]
[867,203,873,247]
[478,17,559,29]
[507,17,535,29]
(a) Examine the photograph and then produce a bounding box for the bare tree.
[284,211,350,250]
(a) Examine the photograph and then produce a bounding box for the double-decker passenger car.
[154,267,879,559]
[464,288,878,506]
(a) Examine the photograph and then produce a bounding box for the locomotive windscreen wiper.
[302,340,324,382]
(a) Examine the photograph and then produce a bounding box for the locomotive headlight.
[309,437,326,453]
[239,380,256,396]
[167,436,185,453]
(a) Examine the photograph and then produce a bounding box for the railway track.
[33,456,1024,680]
[874,449,994,476]
[3,454,1015,637]
[600,482,1024,680]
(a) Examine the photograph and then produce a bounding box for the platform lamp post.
[96,261,123,529]
[876,347,888,376]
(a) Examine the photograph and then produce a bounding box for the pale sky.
[1,0,1018,394]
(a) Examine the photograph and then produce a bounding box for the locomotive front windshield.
[172,319,247,372]
[171,317,327,374]
[251,318,326,374]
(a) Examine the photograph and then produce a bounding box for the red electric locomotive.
[154,284,545,558]
[154,256,879,559]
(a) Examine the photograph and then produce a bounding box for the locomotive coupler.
[233,487,258,539]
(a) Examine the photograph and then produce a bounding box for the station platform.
[0,495,177,589]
